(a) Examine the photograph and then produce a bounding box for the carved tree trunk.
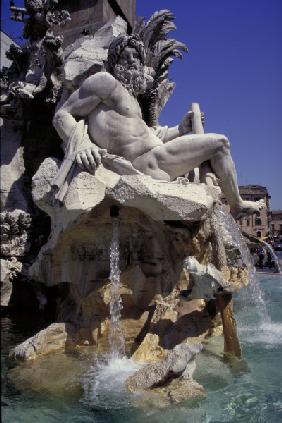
[216,293,242,359]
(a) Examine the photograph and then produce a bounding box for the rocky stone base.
[126,343,202,391]
[127,342,205,407]
[134,378,206,408]
[9,155,248,375]
[1,257,22,306]
[11,323,75,361]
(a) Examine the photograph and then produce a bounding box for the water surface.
[2,273,282,422]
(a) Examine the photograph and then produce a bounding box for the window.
[257,231,261,238]
[255,218,262,226]
[246,219,250,226]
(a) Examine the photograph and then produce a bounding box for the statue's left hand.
[178,111,205,135]
[76,146,102,174]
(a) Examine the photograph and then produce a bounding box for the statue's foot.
[203,172,219,187]
[231,199,265,220]
[173,176,190,185]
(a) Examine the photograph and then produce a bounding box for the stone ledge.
[32,157,219,224]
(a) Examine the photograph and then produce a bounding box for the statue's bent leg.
[132,150,171,181]
[133,134,264,218]
[133,133,229,182]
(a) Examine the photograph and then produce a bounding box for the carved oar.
[190,102,214,186]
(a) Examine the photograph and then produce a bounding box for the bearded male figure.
[53,34,263,218]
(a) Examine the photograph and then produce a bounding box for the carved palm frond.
[138,10,176,49]
[151,39,187,76]
[132,16,145,36]
[153,39,187,61]
[135,10,188,126]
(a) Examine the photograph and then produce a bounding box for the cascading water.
[261,241,281,273]
[108,217,125,357]
[212,205,281,348]
[213,205,270,320]
[213,205,254,272]
[82,215,142,407]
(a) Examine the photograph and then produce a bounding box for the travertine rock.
[0,260,12,306]
[0,120,28,211]
[222,265,249,290]
[135,377,206,408]
[0,210,32,257]
[1,257,22,306]
[126,343,202,392]
[108,174,217,221]
[1,259,16,305]
[26,157,223,352]
[11,323,75,361]
[132,334,167,363]
[26,195,214,352]
[26,154,250,358]
[30,159,219,285]
[183,256,231,299]
[32,158,218,222]
[183,256,248,300]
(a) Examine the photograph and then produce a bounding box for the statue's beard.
[113,64,154,96]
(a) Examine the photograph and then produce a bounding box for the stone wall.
[55,0,135,46]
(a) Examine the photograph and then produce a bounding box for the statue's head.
[107,34,145,73]
[107,34,154,96]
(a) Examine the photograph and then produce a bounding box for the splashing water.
[214,205,270,322]
[261,241,282,273]
[213,205,254,272]
[239,319,282,346]
[82,355,142,409]
[109,218,125,358]
[239,273,271,325]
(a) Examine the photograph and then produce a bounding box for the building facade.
[237,185,271,238]
[270,210,282,237]
[222,185,271,239]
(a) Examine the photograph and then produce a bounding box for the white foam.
[82,355,143,408]
[239,322,282,346]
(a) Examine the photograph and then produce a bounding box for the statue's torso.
[88,81,162,162]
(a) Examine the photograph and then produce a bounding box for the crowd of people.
[254,247,274,269]
[253,237,281,271]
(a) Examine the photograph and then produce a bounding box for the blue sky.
[2,0,282,209]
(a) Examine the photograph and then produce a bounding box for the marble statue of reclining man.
[53,34,264,219]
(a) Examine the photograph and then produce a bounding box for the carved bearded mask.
[113,46,154,96]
